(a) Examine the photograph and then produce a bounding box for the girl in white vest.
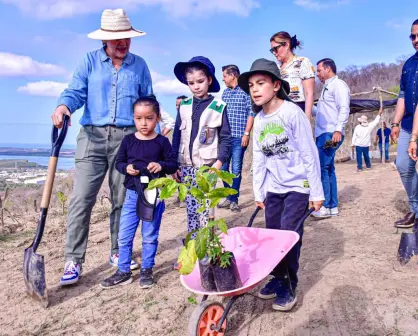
[171,56,232,233]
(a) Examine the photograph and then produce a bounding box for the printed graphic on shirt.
[303,180,309,188]
[258,122,291,157]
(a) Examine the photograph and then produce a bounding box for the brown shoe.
[394,212,416,228]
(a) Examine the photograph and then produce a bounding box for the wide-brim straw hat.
[87,9,146,40]
[358,115,368,123]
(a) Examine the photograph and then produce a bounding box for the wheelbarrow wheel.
[188,300,228,336]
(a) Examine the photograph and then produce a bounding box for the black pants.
[265,191,309,289]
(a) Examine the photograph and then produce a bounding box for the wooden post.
[378,88,385,164]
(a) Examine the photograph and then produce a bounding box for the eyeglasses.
[410,34,418,41]
[269,42,287,54]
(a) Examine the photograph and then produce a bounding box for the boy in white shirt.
[238,59,324,311]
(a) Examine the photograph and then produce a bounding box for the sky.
[0,0,417,146]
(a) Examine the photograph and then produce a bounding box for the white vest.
[178,97,226,167]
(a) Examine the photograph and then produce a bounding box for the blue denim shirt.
[399,51,418,132]
[57,47,153,127]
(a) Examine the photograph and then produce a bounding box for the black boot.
[394,212,415,228]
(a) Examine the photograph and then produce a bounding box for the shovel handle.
[33,117,69,252]
[247,206,262,227]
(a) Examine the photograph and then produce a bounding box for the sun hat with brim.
[87,9,146,40]
[174,56,221,93]
[238,58,291,101]
[358,115,368,123]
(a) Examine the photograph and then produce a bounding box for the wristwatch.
[244,132,250,136]
[391,123,400,128]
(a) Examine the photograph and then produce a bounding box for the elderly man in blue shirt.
[52,9,154,285]
[391,19,418,230]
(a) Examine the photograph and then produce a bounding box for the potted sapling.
[146,166,243,292]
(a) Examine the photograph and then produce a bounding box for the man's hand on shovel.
[52,105,71,129]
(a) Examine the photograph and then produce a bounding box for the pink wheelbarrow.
[180,207,314,336]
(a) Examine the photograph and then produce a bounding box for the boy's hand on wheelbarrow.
[309,200,324,212]
[255,201,265,209]
[51,105,71,129]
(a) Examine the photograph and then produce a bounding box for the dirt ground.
[1,158,418,336]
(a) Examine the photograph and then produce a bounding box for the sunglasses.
[269,42,287,54]
[410,34,418,41]
[323,140,338,149]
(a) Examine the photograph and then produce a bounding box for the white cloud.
[294,0,350,11]
[2,0,259,19]
[0,52,67,77]
[17,71,188,97]
[17,81,69,97]
[386,18,413,30]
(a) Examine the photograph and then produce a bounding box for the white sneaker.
[330,207,339,216]
[109,254,139,270]
[60,260,82,286]
[311,206,331,218]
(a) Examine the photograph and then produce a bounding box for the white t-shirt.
[352,116,381,147]
[252,101,324,202]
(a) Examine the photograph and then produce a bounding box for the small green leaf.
[198,165,211,173]
[190,187,205,200]
[196,172,210,193]
[177,240,197,275]
[160,182,177,199]
[216,170,236,185]
[207,188,237,199]
[195,228,208,260]
[178,185,188,202]
[147,177,174,190]
[209,198,222,208]
[205,172,219,187]
[197,205,206,214]
[207,220,215,229]
[214,219,228,234]
[184,229,198,246]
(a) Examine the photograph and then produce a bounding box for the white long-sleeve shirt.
[159,108,175,131]
[314,75,350,138]
[252,101,324,203]
[351,115,381,147]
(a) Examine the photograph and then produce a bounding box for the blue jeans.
[355,146,371,169]
[379,142,390,161]
[316,132,344,209]
[221,137,247,204]
[118,189,165,272]
[396,130,418,215]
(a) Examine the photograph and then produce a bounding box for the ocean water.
[0,155,75,170]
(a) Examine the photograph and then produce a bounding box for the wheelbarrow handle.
[247,206,314,229]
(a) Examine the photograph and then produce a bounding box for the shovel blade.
[397,232,418,266]
[23,246,49,308]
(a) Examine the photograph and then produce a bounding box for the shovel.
[23,116,69,308]
[397,230,418,266]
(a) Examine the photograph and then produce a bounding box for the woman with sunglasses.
[270,31,315,120]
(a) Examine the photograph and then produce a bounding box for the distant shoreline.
[0,147,75,158]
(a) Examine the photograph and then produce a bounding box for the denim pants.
[355,146,371,169]
[265,191,309,290]
[118,189,165,273]
[395,130,418,215]
[221,137,247,204]
[65,125,136,263]
[379,142,390,161]
[316,132,344,209]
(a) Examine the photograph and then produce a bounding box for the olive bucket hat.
[238,58,291,101]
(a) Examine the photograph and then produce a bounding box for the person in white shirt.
[313,58,350,218]
[159,107,175,136]
[238,58,324,312]
[352,108,382,171]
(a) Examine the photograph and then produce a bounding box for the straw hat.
[87,9,146,40]
[357,115,368,123]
